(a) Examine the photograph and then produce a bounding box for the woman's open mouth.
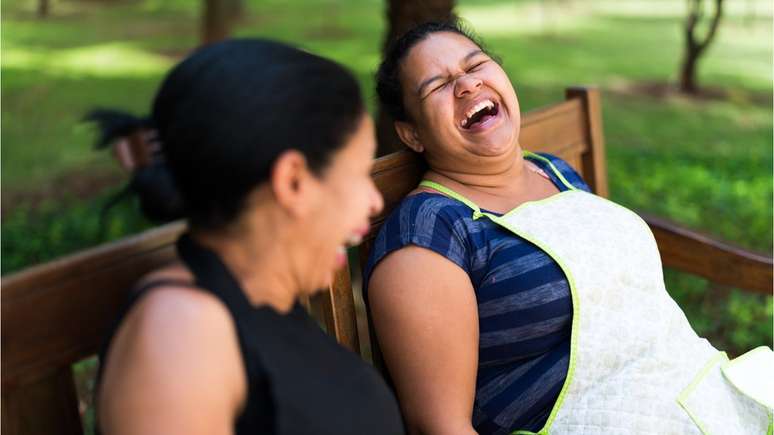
[335,229,367,268]
[460,99,500,132]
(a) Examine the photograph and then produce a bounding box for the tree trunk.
[376,0,456,156]
[201,0,243,45]
[678,0,724,94]
[37,0,49,18]
[679,45,700,93]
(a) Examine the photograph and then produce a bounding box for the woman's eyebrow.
[463,49,485,63]
[416,49,485,96]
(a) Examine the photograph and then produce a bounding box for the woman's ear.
[270,150,316,217]
[394,121,424,153]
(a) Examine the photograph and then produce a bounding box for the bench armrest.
[641,213,772,295]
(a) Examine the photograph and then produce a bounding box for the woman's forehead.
[402,32,482,79]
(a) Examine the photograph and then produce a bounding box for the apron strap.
[418,180,486,221]
[522,150,578,192]
[418,149,577,221]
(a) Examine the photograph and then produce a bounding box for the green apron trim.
[416,154,582,435]
[522,150,578,192]
[487,212,580,435]
[418,180,486,220]
[418,179,576,224]
[419,150,578,221]
[676,351,729,435]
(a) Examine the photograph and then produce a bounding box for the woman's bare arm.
[98,287,247,435]
[369,246,479,435]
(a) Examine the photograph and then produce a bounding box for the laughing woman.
[365,22,771,435]
[92,39,404,435]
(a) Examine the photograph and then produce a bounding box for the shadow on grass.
[608,80,773,108]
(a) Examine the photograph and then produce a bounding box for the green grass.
[2,0,772,420]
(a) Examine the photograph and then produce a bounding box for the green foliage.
[606,97,772,253]
[664,270,774,356]
[73,357,98,435]
[2,187,153,275]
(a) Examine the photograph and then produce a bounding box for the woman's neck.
[192,216,300,314]
[425,147,528,199]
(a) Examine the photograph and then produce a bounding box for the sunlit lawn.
[2,3,772,425]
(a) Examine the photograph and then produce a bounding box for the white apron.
[419,151,772,435]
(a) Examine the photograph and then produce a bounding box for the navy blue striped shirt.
[364,153,591,434]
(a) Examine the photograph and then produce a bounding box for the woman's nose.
[454,74,482,98]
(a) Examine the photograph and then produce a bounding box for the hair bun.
[87,108,184,223]
[130,162,186,222]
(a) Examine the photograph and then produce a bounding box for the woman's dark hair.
[376,21,494,122]
[87,39,364,230]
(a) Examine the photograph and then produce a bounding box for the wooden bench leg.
[2,367,83,435]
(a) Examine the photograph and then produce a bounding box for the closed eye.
[424,60,488,98]
[467,60,488,72]
[430,81,449,94]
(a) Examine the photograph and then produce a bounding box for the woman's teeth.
[345,234,363,247]
[338,234,364,256]
[461,99,495,128]
[335,246,347,267]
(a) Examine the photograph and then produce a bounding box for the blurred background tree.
[37,0,49,17]
[202,0,243,44]
[377,0,456,154]
[680,0,724,93]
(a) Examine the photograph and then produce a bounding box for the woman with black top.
[91,39,403,435]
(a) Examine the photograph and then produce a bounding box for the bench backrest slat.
[2,222,185,388]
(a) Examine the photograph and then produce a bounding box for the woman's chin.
[470,140,517,159]
[466,128,517,157]
[303,252,345,293]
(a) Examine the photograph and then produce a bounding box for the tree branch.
[697,0,724,53]
[684,0,701,49]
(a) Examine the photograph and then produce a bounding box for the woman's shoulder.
[134,263,195,291]
[378,192,475,240]
[365,192,475,284]
[101,264,241,380]
[527,151,592,192]
[98,279,246,433]
[107,279,239,374]
[124,267,232,340]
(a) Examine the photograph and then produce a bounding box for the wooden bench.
[2,87,771,435]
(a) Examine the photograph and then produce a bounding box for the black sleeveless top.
[98,234,404,435]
